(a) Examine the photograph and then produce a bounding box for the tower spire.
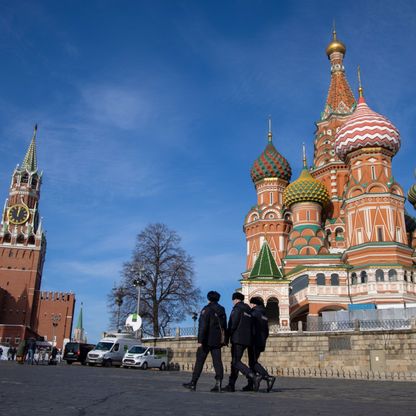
[21,124,38,172]
[267,115,272,143]
[357,65,365,102]
[302,143,307,168]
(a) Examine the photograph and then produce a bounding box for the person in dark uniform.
[223,292,262,392]
[242,297,276,392]
[183,290,227,392]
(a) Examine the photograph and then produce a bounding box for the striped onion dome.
[334,96,400,161]
[283,167,330,208]
[251,140,292,183]
[409,182,416,209]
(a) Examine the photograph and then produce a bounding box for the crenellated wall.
[143,329,416,381]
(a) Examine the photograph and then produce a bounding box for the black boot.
[242,379,254,391]
[248,372,262,392]
[265,376,276,393]
[182,381,196,391]
[210,379,222,392]
[222,384,235,392]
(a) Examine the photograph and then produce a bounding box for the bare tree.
[108,223,202,337]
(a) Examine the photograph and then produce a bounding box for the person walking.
[183,291,227,392]
[223,292,261,392]
[242,297,276,392]
[26,338,36,365]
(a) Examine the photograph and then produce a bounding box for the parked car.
[86,332,137,367]
[63,342,95,365]
[122,345,168,370]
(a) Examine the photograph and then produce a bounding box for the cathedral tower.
[243,121,292,275]
[334,81,412,267]
[312,29,356,250]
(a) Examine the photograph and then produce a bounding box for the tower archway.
[265,297,280,327]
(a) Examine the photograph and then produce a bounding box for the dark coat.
[197,301,227,348]
[227,301,252,346]
[251,305,269,352]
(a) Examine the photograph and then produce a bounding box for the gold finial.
[326,21,346,58]
[267,115,272,142]
[302,143,307,168]
[357,65,364,98]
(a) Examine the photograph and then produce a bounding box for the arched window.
[388,269,397,282]
[290,274,309,295]
[316,273,325,286]
[404,271,408,282]
[330,273,339,286]
[411,272,414,283]
[335,228,344,240]
[375,269,384,282]
[351,272,357,285]
[3,233,11,243]
[326,230,332,248]
[31,176,38,189]
[21,173,29,184]
[28,235,35,245]
[16,234,25,245]
[360,271,368,283]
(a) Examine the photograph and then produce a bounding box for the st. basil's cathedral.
[241,30,416,329]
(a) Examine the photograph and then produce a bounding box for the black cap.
[249,297,264,306]
[232,292,244,301]
[207,291,220,302]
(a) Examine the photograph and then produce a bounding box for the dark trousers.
[192,345,223,382]
[248,347,268,378]
[228,343,251,386]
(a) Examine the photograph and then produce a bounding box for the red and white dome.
[334,97,400,160]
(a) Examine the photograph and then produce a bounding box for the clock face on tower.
[8,204,30,225]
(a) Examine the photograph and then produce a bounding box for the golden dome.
[326,30,346,57]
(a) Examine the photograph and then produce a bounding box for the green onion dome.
[251,141,292,183]
[283,167,330,207]
[408,182,416,209]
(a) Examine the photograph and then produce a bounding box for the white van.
[122,345,168,370]
[86,332,138,367]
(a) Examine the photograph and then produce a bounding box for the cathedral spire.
[357,65,365,103]
[302,143,307,168]
[322,27,356,120]
[21,125,38,172]
[267,116,272,143]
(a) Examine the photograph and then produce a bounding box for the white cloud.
[81,84,152,130]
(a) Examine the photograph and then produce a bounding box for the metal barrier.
[142,319,413,339]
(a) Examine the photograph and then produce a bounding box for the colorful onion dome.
[326,29,346,58]
[250,128,292,183]
[334,95,400,161]
[283,163,330,208]
[408,180,416,209]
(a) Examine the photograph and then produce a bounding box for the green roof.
[249,241,284,279]
[21,125,38,172]
[75,304,83,330]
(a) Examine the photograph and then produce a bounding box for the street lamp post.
[51,314,61,348]
[191,312,198,336]
[132,266,146,339]
[113,287,125,332]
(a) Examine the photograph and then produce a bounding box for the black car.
[63,342,95,365]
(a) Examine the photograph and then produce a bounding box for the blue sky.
[0,0,415,343]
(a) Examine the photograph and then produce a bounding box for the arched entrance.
[265,297,280,327]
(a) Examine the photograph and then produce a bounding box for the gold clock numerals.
[8,204,30,225]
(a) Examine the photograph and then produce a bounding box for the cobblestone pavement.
[0,361,415,416]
